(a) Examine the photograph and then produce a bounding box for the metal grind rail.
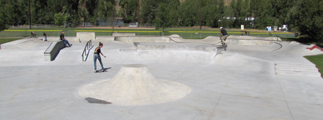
[82,40,94,61]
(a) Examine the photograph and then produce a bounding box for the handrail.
[82,40,94,61]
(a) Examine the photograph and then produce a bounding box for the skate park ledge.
[44,41,65,61]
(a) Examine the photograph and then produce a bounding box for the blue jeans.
[61,39,71,46]
[94,54,104,71]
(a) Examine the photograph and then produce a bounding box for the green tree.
[0,2,8,31]
[54,13,64,26]
[141,0,159,24]
[234,0,243,27]
[218,0,225,27]
[119,0,139,23]
[228,0,236,27]
[178,0,200,26]
[244,0,251,28]
[253,0,272,29]
[270,0,297,29]
[294,0,323,43]
[156,3,169,32]
[64,0,80,25]
[140,0,179,26]
[165,0,180,27]
[203,0,219,27]
[97,0,116,18]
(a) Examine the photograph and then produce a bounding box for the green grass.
[0,27,295,39]
[304,55,323,78]
[0,38,22,44]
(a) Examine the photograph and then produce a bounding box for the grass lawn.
[0,38,22,44]
[304,55,323,78]
[1,27,295,39]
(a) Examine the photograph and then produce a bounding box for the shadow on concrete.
[95,67,112,73]
[85,97,112,104]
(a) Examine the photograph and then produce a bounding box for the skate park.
[1,32,323,120]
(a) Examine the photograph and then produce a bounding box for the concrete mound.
[78,64,191,106]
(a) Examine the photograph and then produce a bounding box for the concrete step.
[275,70,321,76]
[275,62,315,67]
[275,66,318,72]
[274,62,320,76]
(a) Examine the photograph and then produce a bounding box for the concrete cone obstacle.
[78,64,191,106]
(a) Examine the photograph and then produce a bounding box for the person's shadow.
[102,67,112,72]
[95,67,112,73]
[104,67,112,70]
[85,97,112,104]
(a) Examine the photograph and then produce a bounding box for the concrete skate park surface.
[1,35,323,120]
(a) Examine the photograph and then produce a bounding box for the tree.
[244,0,251,28]
[156,3,169,32]
[294,0,323,43]
[178,0,200,26]
[141,0,159,24]
[218,0,225,27]
[0,1,8,31]
[64,13,71,27]
[235,0,243,27]
[253,0,272,29]
[165,0,180,27]
[203,0,219,27]
[119,0,139,23]
[64,0,80,26]
[270,0,298,27]
[97,0,116,18]
[54,13,64,26]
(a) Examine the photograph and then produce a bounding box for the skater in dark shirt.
[93,42,106,72]
[220,27,229,46]
[60,31,72,47]
[43,32,47,41]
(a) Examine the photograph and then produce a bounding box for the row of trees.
[0,0,116,28]
[0,0,322,42]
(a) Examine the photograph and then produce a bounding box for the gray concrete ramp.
[44,41,65,61]
[79,64,191,106]
[52,43,85,64]
[1,36,323,120]
[169,35,220,44]
[1,38,44,49]
[115,36,172,44]
[76,32,95,42]
[228,35,281,41]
